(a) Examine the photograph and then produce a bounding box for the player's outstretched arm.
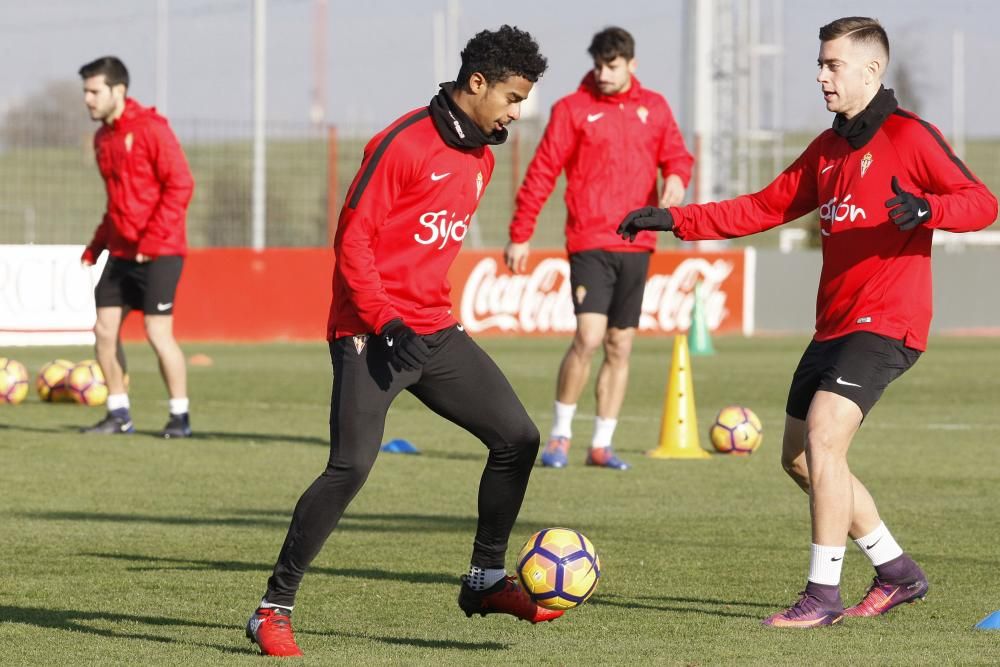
[617,206,673,242]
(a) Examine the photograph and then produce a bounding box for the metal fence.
[2,116,999,250]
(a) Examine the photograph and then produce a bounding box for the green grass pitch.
[2,336,999,665]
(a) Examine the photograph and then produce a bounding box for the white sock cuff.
[107,393,130,412]
[854,521,904,566]
[169,397,190,415]
[807,543,846,586]
[467,565,506,591]
[550,401,577,439]
[591,416,618,448]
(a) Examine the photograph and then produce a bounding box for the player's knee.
[781,452,808,483]
[93,318,117,342]
[804,425,846,464]
[495,417,540,457]
[572,332,603,358]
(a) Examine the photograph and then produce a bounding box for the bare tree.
[1,80,94,149]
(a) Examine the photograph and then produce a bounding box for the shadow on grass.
[24,509,478,533]
[0,604,228,645]
[0,423,80,435]
[588,592,771,619]
[0,423,330,446]
[0,604,507,655]
[81,552,458,586]
[190,430,329,446]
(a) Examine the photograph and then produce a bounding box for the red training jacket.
[82,98,194,262]
[510,73,693,254]
[670,107,998,351]
[328,108,494,339]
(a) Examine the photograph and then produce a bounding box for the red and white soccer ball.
[0,357,30,405]
[709,405,763,455]
[66,360,109,407]
[36,359,76,402]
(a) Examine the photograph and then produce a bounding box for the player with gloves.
[619,17,996,629]
[245,26,558,658]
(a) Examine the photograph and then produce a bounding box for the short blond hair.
[819,16,889,62]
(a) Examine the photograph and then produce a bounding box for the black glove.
[616,206,674,242]
[380,318,431,372]
[885,176,931,231]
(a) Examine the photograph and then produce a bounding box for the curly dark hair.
[456,25,547,87]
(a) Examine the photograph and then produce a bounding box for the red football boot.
[246,607,304,657]
[458,575,564,623]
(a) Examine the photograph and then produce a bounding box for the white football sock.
[591,417,618,449]
[549,401,576,439]
[169,397,190,415]
[466,565,505,591]
[259,598,293,611]
[807,543,846,586]
[854,521,904,567]
[107,393,130,412]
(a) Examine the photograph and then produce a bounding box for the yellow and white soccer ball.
[0,357,30,405]
[516,527,601,610]
[709,405,763,455]
[36,359,76,402]
[67,360,109,407]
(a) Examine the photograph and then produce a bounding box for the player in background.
[245,26,556,658]
[618,16,997,627]
[505,27,693,471]
[79,56,195,439]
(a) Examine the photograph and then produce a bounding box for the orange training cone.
[647,334,711,459]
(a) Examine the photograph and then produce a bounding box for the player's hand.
[885,176,931,231]
[135,253,151,263]
[504,241,530,274]
[380,318,431,372]
[617,206,674,242]
[659,174,686,208]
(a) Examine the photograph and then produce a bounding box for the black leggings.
[264,325,540,606]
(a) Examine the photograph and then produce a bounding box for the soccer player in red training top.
[618,17,997,628]
[505,27,693,471]
[78,56,195,439]
[245,26,556,657]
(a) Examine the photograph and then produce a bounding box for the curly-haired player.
[244,26,555,657]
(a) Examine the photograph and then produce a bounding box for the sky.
[0,0,997,137]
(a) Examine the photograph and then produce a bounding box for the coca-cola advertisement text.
[450,249,752,336]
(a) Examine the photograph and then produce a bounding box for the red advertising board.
[105,247,752,342]
[450,249,751,336]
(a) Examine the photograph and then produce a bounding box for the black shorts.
[568,249,650,329]
[785,332,921,420]
[94,256,184,315]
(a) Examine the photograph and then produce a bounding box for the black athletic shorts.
[785,331,921,420]
[568,249,650,329]
[94,256,184,315]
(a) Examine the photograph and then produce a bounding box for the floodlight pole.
[252,0,267,250]
[156,0,168,114]
[952,30,966,159]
